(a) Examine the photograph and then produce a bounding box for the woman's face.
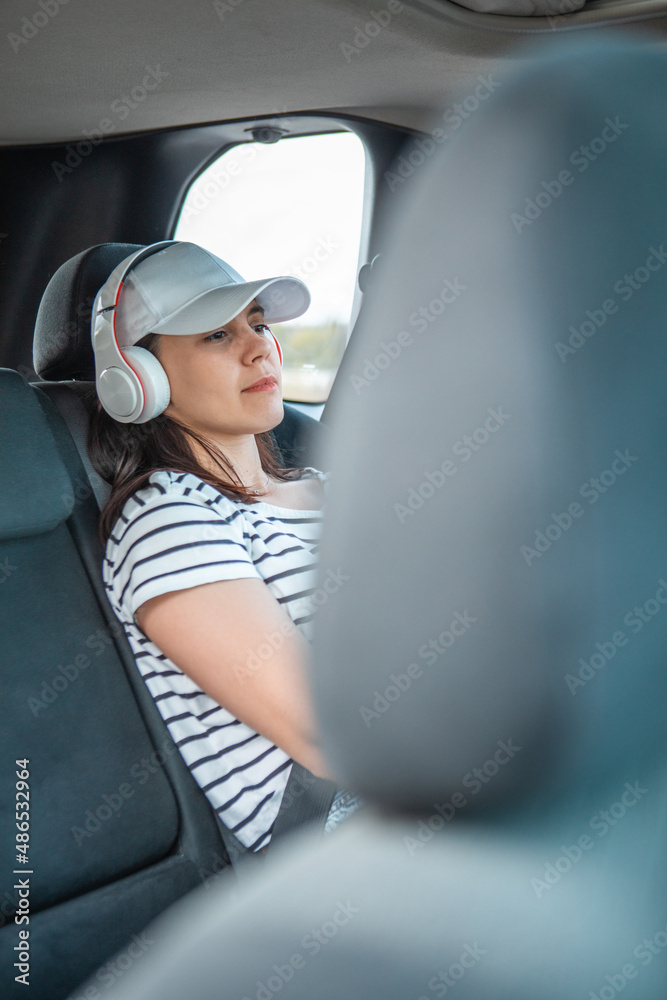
[155,299,284,440]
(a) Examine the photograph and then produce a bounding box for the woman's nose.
[242,324,271,358]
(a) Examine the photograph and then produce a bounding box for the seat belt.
[270,762,338,843]
[215,763,338,875]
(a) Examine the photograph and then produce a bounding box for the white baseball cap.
[114,241,310,348]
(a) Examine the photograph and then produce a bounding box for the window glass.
[174,131,366,403]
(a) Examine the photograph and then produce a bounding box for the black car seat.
[90,34,667,1000]
[0,367,231,1000]
[0,247,329,1000]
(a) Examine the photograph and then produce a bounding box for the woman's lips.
[242,377,277,393]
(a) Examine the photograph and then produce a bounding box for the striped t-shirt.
[103,467,328,852]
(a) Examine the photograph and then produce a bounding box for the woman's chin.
[264,402,286,433]
[246,395,284,430]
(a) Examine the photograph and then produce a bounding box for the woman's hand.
[135,578,332,779]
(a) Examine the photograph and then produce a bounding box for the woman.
[89,240,360,854]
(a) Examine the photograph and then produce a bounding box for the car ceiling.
[3,0,667,146]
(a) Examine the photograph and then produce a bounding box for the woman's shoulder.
[108,471,241,545]
[138,470,240,506]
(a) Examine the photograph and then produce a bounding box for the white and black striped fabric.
[103,468,327,852]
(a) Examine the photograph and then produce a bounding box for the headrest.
[454,0,584,13]
[312,35,667,813]
[33,243,143,381]
[0,370,74,538]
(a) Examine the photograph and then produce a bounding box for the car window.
[174,131,367,404]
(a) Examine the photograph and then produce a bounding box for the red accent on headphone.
[270,330,283,366]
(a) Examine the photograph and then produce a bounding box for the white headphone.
[91,241,283,424]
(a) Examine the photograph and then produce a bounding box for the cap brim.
[148,276,310,337]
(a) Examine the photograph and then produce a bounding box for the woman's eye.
[204,330,227,342]
[254,324,271,334]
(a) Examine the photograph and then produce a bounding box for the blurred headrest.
[312,35,667,813]
[33,243,143,381]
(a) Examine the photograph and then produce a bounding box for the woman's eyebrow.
[248,304,265,319]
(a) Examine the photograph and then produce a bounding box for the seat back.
[0,369,229,1000]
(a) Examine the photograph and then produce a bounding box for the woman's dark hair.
[88,332,306,544]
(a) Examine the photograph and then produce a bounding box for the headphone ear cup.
[122,346,171,423]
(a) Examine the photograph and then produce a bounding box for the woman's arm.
[135,577,332,779]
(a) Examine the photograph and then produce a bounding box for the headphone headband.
[95,241,177,316]
[92,242,176,423]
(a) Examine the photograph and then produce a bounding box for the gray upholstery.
[315,33,667,816]
[452,0,585,15]
[90,34,667,1000]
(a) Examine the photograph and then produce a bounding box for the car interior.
[2,2,667,999]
